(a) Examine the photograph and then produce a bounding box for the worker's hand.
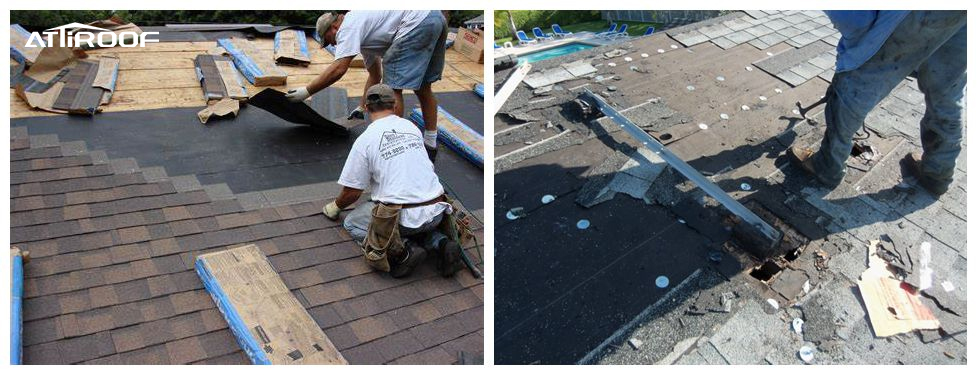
[285,87,310,102]
[426,146,438,163]
[347,106,365,120]
[323,201,341,220]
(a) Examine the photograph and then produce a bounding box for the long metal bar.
[581,89,783,249]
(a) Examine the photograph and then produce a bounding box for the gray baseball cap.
[365,84,396,105]
[315,12,339,46]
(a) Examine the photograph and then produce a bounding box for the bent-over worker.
[322,84,463,278]
[789,11,966,196]
[286,10,448,161]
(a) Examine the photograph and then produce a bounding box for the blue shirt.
[825,10,911,72]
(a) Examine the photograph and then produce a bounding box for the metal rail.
[580,89,783,250]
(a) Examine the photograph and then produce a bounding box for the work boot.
[787,146,841,187]
[390,241,426,279]
[901,152,950,197]
[436,238,464,277]
[426,146,438,163]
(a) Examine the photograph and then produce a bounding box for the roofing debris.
[15,54,119,116]
[857,240,940,337]
[496,9,966,365]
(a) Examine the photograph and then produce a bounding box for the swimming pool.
[517,42,596,63]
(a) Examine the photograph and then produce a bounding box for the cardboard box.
[452,27,484,63]
[195,244,347,365]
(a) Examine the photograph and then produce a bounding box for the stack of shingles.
[10,129,484,365]
[14,53,120,116]
[193,54,248,123]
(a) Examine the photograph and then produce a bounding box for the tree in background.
[493,10,602,40]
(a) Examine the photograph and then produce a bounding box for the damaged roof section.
[495,9,966,365]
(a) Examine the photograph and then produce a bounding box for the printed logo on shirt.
[378,130,423,160]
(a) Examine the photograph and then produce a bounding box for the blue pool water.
[517,42,596,63]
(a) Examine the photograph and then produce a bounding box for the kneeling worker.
[323,84,463,278]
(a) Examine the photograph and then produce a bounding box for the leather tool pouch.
[362,202,403,273]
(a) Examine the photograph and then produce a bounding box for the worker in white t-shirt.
[323,84,462,278]
[286,10,448,162]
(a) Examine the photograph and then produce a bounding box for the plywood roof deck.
[11,36,484,118]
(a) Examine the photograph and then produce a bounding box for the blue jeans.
[343,201,447,251]
[382,11,448,90]
[813,11,967,186]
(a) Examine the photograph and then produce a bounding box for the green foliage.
[493,10,602,39]
[11,10,483,30]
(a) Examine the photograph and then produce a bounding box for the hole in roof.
[749,260,782,282]
[784,248,801,262]
[660,133,673,141]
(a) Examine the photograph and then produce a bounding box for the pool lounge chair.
[596,23,618,37]
[643,26,655,36]
[515,30,537,45]
[602,24,629,39]
[552,24,573,38]
[532,27,554,41]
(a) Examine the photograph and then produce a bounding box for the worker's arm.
[323,186,363,220]
[347,59,381,119]
[309,56,354,94]
[286,56,354,101]
[360,60,382,108]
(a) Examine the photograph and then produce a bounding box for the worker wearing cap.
[286,10,448,161]
[789,11,966,196]
[322,84,462,278]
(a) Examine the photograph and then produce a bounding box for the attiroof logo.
[24,23,159,48]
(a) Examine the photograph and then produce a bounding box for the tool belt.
[362,194,447,273]
[379,194,447,209]
[362,202,403,273]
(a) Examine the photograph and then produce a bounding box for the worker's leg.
[914,25,967,189]
[342,202,375,245]
[400,212,447,251]
[811,11,967,184]
[416,83,438,132]
[417,13,448,134]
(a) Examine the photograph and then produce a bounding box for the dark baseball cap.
[365,84,396,105]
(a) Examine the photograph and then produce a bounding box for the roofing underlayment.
[495,10,965,365]
[10,24,484,365]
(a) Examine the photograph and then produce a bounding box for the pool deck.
[494,32,626,60]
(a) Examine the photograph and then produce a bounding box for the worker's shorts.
[382,11,448,91]
[343,201,447,250]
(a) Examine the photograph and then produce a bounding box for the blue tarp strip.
[473,83,484,98]
[10,24,32,64]
[195,258,271,365]
[409,106,483,168]
[11,254,23,365]
[297,30,309,57]
[217,38,265,85]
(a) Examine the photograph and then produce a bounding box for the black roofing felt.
[9,91,484,211]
